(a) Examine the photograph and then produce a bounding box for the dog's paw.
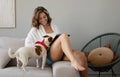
[41,66,44,70]
[21,66,26,71]
[17,64,21,68]
[36,65,39,68]
[22,68,26,71]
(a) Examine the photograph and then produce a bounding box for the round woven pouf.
[88,47,114,67]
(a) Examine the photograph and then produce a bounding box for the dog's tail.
[8,48,16,58]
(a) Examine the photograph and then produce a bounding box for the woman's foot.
[71,51,87,71]
[71,59,85,71]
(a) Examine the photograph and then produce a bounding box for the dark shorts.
[46,47,65,65]
[46,47,54,65]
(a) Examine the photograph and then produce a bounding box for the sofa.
[0,36,80,77]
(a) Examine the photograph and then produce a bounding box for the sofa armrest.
[52,61,80,77]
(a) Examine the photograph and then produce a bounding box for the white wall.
[0,0,120,50]
[0,0,120,74]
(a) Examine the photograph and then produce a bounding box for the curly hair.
[32,6,52,29]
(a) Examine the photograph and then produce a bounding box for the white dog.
[8,35,53,71]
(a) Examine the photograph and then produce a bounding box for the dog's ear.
[48,37,53,42]
[35,46,42,56]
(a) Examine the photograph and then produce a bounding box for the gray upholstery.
[53,61,80,77]
[0,67,52,77]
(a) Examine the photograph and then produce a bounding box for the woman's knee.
[80,52,87,61]
[59,33,69,39]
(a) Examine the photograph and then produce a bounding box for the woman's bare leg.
[74,51,88,77]
[64,50,88,77]
[50,33,85,71]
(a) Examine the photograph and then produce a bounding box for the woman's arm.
[25,28,37,47]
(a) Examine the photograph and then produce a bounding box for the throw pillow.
[88,47,114,67]
[0,37,24,49]
[0,48,11,68]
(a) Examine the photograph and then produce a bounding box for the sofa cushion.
[0,66,52,77]
[52,61,80,77]
[0,37,24,49]
[0,48,11,68]
[7,58,42,67]
[0,37,24,68]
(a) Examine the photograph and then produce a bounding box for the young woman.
[25,6,88,77]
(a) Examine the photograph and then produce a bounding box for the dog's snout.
[48,37,53,42]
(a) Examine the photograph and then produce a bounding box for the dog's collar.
[35,40,48,50]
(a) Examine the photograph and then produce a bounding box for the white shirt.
[25,24,60,47]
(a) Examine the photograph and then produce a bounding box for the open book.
[49,34,70,46]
